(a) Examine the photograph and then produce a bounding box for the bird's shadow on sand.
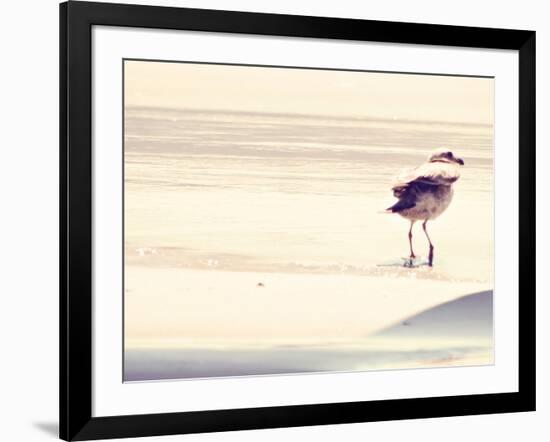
[377,257,431,268]
[33,421,58,438]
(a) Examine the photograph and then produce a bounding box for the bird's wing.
[391,162,460,196]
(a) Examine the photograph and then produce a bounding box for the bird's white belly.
[401,185,454,221]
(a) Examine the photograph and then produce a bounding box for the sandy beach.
[123,64,494,381]
[125,267,491,348]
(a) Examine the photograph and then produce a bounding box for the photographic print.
[123,60,494,382]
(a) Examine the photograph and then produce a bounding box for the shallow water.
[125,107,493,284]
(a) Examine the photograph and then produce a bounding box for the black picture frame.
[60,1,536,440]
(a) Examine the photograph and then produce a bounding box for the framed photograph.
[60,1,536,440]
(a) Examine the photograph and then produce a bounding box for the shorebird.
[387,148,464,267]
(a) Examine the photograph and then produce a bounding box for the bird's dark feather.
[387,180,438,213]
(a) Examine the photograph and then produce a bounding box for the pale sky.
[124,60,494,125]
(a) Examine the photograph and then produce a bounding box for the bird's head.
[428,148,464,166]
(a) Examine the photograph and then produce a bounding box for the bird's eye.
[446,151,453,158]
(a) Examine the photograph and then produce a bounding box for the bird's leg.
[408,221,416,259]
[422,220,434,266]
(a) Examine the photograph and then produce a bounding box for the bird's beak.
[456,157,464,165]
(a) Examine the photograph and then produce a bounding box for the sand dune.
[374,290,493,339]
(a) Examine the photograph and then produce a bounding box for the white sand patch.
[125,266,490,349]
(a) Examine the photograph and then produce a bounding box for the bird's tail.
[385,203,400,213]
[386,200,415,213]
